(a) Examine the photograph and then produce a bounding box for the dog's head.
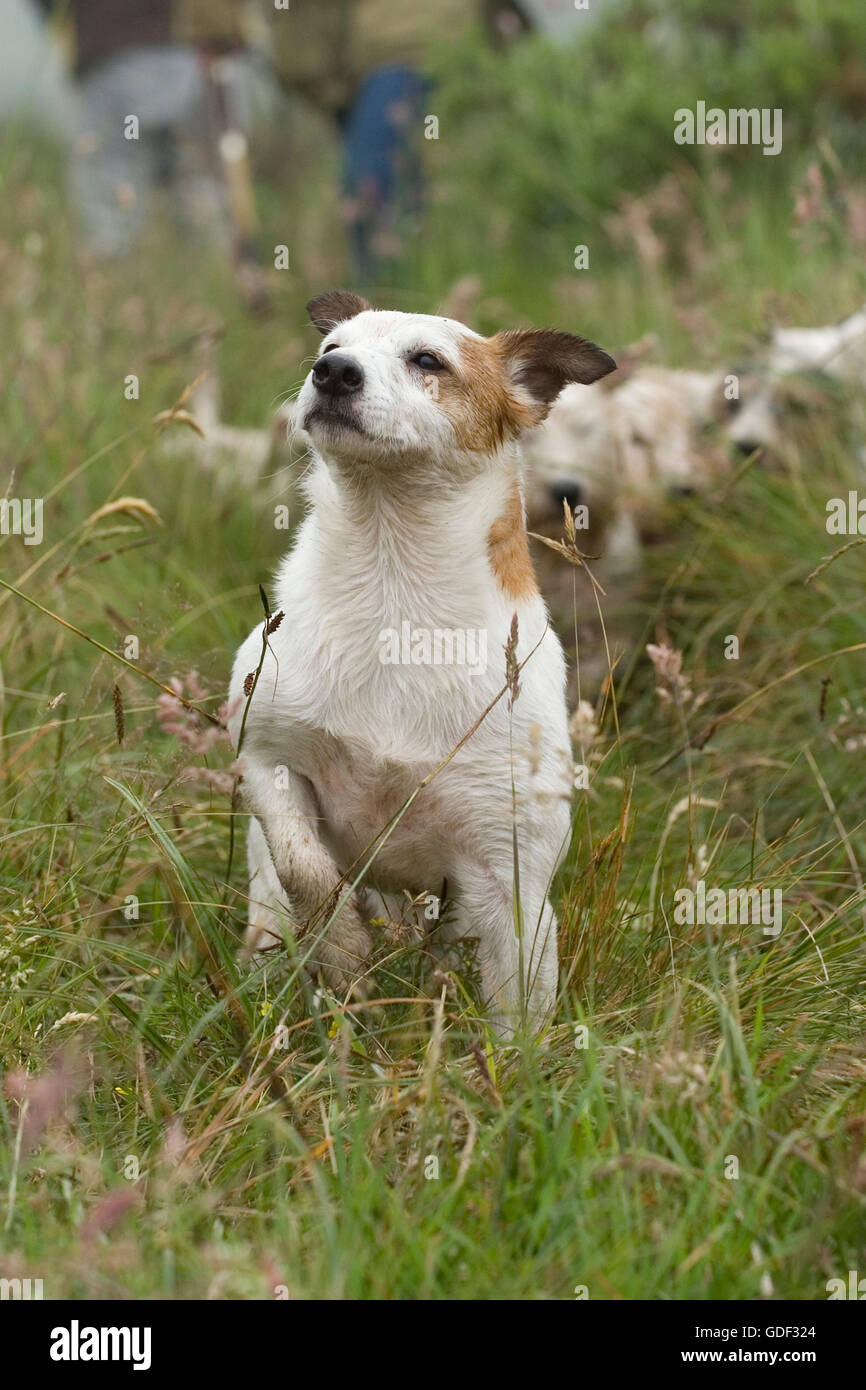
[523,368,723,526]
[296,290,616,472]
[522,383,617,527]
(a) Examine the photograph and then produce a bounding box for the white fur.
[768,306,866,381]
[522,366,727,574]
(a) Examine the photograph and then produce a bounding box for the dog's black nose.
[550,479,584,512]
[312,352,364,397]
[734,439,762,457]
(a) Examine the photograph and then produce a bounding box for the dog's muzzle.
[550,479,584,511]
[312,352,365,398]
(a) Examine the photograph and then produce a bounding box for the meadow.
[2,8,866,1299]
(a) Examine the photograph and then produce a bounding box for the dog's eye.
[323,343,339,353]
[411,351,445,372]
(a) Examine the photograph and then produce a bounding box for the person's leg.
[68,45,228,258]
[68,58,154,258]
[340,65,428,282]
[170,52,237,247]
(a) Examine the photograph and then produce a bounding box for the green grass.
[1,109,866,1300]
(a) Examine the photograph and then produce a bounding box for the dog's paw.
[316,921,374,994]
[241,915,285,961]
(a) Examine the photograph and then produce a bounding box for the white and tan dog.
[228,291,615,1032]
[523,366,729,533]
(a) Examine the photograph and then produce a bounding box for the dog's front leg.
[240,759,373,995]
[456,860,559,1037]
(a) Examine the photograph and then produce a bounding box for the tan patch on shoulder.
[437,335,542,453]
[488,485,538,600]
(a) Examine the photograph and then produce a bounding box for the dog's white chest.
[295,725,452,891]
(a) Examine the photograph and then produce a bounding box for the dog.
[768,305,866,382]
[524,366,729,533]
[521,365,730,696]
[159,364,298,489]
[717,307,866,457]
[227,290,615,1032]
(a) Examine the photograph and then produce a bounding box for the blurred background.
[5,0,865,386]
[3,0,866,709]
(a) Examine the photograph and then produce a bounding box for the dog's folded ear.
[307,290,373,334]
[494,328,617,411]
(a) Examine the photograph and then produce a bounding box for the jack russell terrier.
[228,290,615,1033]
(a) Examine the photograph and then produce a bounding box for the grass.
[1,115,866,1300]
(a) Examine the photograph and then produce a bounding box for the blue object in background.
[340,64,428,281]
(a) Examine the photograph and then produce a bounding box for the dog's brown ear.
[307,290,373,334]
[494,328,616,410]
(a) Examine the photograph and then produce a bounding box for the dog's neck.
[298,447,538,618]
